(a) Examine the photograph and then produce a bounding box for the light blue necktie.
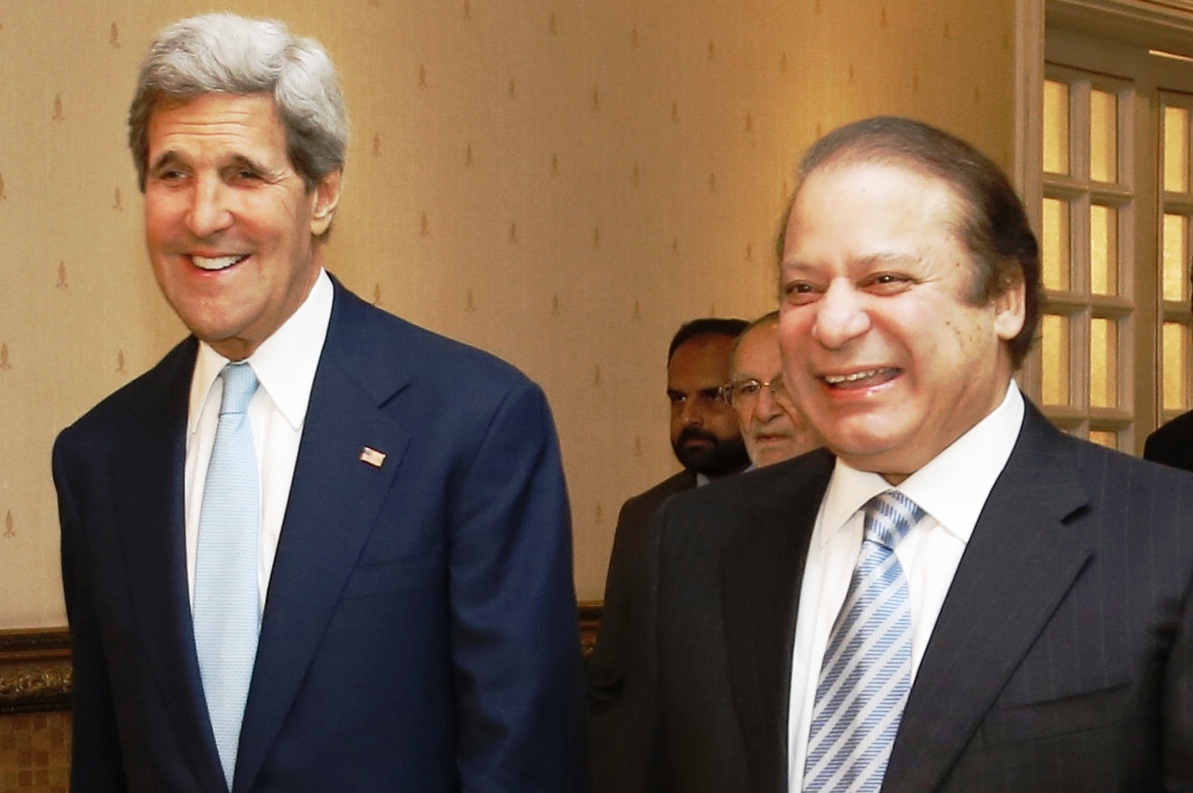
[193,362,261,788]
[803,491,924,793]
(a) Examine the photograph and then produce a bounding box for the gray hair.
[128,13,349,193]
[730,310,779,360]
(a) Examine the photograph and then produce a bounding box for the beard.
[671,426,750,478]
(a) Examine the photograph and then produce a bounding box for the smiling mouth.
[191,254,250,272]
[822,368,899,388]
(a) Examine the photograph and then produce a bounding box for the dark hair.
[668,318,750,361]
[783,116,1041,369]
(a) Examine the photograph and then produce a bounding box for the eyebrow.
[782,250,920,272]
[226,153,273,175]
[147,150,273,177]
[147,150,186,175]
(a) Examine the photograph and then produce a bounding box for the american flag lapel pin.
[359,446,387,468]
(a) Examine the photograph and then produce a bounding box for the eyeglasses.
[720,375,790,407]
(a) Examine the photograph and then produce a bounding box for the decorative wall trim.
[1015,0,1047,403]
[0,628,72,714]
[0,605,606,714]
[1047,0,1193,55]
[578,600,602,660]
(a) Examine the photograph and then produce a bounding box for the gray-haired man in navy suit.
[53,13,587,793]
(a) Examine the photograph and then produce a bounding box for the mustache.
[677,426,719,446]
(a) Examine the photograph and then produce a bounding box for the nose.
[811,278,870,348]
[681,398,704,427]
[185,174,234,238]
[753,383,784,421]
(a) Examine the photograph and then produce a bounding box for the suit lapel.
[233,286,411,792]
[884,405,1093,793]
[117,338,228,790]
[721,450,835,792]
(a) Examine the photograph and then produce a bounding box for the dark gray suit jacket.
[589,470,697,791]
[616,402,1193,793]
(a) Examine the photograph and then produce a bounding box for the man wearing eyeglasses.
[724,312,821,468]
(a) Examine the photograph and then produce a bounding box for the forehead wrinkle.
[859,250,923,269]
[148,99,285,160]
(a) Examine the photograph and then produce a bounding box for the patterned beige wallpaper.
[0,0,1015,626]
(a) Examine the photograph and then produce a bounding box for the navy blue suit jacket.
[54,281,588,792]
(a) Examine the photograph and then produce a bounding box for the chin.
[749,449,784,468]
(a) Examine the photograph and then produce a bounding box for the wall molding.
[0,628,72,714]
[578,600,601,660]
[0,605,605,715]
[1047,0,1193,55]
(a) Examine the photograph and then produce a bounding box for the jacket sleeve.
[445,380,590,792]
[53,431,128,793]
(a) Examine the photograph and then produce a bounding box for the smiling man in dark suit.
[612,117,1193,793]
[52,13,586,793]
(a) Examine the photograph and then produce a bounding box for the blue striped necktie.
[193,362,261,788]
[803,490,924,793]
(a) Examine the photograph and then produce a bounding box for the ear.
[992,277,1026,341]
[309,169,343,237]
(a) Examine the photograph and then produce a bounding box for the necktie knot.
[219,363,258,417]
[863,490,923,551]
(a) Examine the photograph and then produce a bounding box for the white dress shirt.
[184,269,333,612]
[786,381,1026,788]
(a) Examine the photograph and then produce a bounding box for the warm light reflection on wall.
[1089,317,1117,408]
[1164,322,1188,412]
[1161,97,1192,418]
[1041,66,1135,449]
[1165,106,1189,192]
[1044,80,1071,175]
[1042,314,1071,405]
[1163,213,1187,302]
[1090,89,1118,183]
[1089,204,1117,295]
[1042,197,1071,291]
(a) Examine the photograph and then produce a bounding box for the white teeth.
[192,254,247,271]
[824,369,883,385]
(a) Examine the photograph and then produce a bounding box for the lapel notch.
[884,407,1093,793]
[232,286,411,791]
[118,339,228,789]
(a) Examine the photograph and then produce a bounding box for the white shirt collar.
[819,380,1026,544]
[187,269,334,434]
